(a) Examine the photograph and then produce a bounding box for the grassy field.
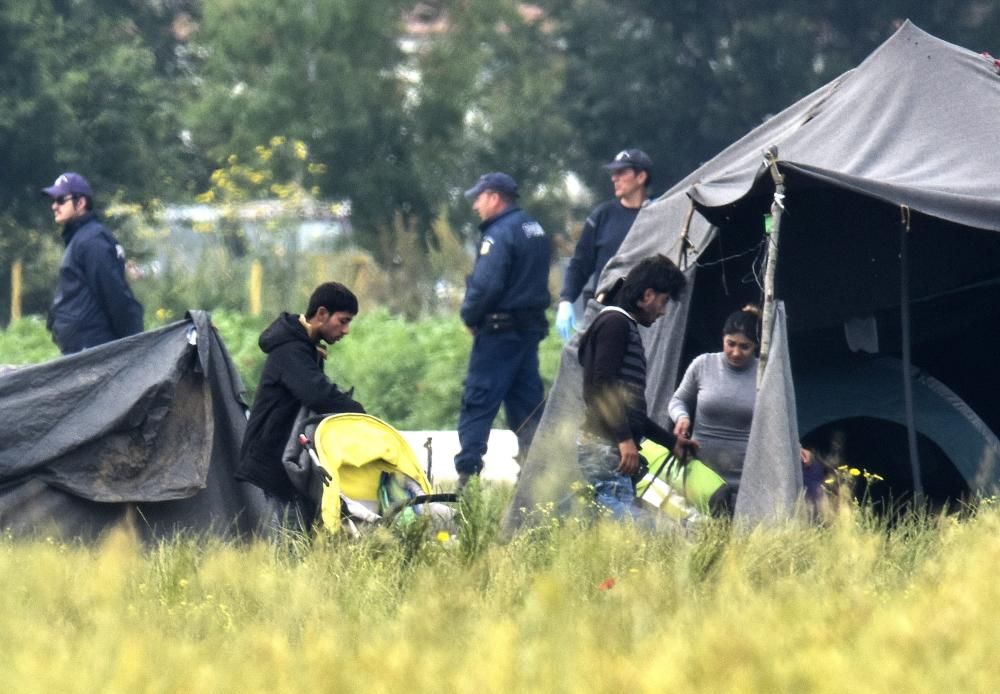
[2,485,998,693]
[2,319,995,692]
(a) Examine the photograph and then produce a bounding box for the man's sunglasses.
[53,194,77,205]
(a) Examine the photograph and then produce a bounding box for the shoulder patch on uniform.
[521,221,544,238]
[479,237,494,256]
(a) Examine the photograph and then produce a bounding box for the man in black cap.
[556,148,654,341]
[41,172,144,354]
[455,172,551,486]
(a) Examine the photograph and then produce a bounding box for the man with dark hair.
[455,172,551,486]
[556,149,654,341]
[237,282,365,511]
[41,172,144,354]
[576,254,687,518]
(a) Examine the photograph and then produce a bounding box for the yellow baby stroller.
[291,413,457,535]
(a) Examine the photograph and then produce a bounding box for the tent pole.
[899,205,924,507]
[678,202,696,270]
[758,146,786,389]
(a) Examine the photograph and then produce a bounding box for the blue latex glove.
[556,300,576,341]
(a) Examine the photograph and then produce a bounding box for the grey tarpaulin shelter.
[504,21,1000,531]
[0,311,270,539]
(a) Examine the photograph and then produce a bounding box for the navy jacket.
[48,212,144,354]
[560,199,642,303]
[460,206,550,330]
[236,313,365,499]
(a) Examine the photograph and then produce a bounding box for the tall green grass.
[2,317,992,691]
[2,497,998,693]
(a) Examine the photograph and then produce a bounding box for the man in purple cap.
[556,148,654,341]
[455,172,551,487]
[42,172,144,354]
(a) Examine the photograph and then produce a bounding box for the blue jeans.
[577,436,644,521]
[455,330,545,475]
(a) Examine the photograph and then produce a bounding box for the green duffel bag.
[635,440,731,516]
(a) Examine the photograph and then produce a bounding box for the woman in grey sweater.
[667,306,761,491]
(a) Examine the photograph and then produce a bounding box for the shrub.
[0,316,59,365]
[0,309,562,431]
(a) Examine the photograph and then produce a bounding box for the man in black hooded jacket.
[237,282,365,508]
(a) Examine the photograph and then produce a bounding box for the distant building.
[162,199,351,253]
[115,199,353,279]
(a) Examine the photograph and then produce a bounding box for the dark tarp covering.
[0,311,269,539]
[504,22,1000,532]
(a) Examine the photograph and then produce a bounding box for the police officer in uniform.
[455,172,551,485]
[556,149,654,341]
[42,172,144,354]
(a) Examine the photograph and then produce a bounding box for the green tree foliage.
[411,0,574,240]
[3,0,999,325]
[0,0,191,320]
[185,0,426,260]
[0,1,190,226]
[543,0,1000,194]
[414,1,571,187]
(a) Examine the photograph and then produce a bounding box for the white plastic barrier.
[398,429,520,484]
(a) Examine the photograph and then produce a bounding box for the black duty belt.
[483,312,517,333]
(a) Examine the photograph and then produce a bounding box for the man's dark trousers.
[455,330,545,475]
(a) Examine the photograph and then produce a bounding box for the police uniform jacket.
[48,212,144,354]
[560,199,642,303]
[460,206,550,332]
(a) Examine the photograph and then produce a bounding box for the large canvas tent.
[505,22,1000,530]
[0,312,270,539]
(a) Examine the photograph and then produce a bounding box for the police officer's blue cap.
[42,172,94,199]
[604,149,653,174]
[464,172,519,199]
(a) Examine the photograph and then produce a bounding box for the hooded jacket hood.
[259,313,313,354]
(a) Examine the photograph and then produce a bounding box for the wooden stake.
[10,260,22,321]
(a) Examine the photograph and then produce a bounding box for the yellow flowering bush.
[195,136,327,219]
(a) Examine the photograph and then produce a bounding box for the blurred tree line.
[1,0,998,322]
